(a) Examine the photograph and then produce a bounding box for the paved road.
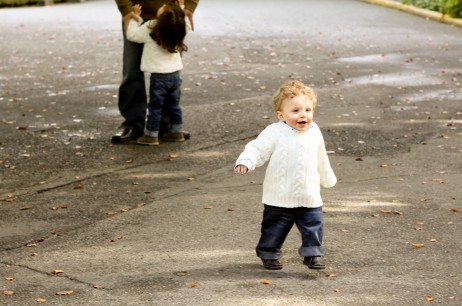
[1,0,461,305]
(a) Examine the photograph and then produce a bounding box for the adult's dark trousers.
[118,23,147,135]
[256,204,325,260]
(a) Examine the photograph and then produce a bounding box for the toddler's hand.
[234,165,249,174]
[132,4,142,16]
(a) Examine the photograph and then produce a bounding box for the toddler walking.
[126,1,191,145]
[234,80,337,270]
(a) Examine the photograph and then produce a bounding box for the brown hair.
[149,1,188,53]
[273,80,317,113]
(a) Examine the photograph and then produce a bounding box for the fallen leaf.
[36,298,46,303]
[51,269,64,275]
[355,157,363,161]
[72,183,84,189]
[426,295,433,301]
[333,288,340,293]
[430,238,437,242]
[325,274,337,278]
[2,291,15,295]
[411,243,425,248]
[136,203,146,207]
[56,290,73,295]
[176,272,187,277]
[261,279,271,284]
[204,205,214,209]
[26,243,38,247]
[93,284,104,289]
[450,208,458,213]
[186,281,197,288]
[4,277,13,281]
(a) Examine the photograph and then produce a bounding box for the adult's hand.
[123,12,141,32]
[184,8,194,31]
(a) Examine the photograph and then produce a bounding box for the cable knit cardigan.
[126,17,192,74]
[235,121,337,208]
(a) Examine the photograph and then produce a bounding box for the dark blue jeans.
[256,204,325,260]
[118,23,147,134]
[146,71,182,133]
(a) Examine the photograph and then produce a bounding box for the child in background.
[234,80,337,270]
[126,1,191,145]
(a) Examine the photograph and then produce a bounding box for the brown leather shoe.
[261,259,283,270]
[137,135,159,146]
[162,132,185,142]
[303,256,325,269]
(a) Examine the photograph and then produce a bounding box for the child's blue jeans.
[146,71,182,134]
[256,204,325,260]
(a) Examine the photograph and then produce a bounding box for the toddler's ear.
[276,111,284,121]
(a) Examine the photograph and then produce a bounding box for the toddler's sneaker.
[137,135,159,146]
[261,259,282,270]
[162,132,185,142]
[303,256,325,269]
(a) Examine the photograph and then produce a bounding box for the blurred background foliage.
[403,0,462,17]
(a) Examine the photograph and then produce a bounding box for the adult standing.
[112,0,199,143]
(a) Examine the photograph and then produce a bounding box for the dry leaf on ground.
[51,269,64,275]
[56,290,73,295]
[186,281,197,288]
[2,291,15,295]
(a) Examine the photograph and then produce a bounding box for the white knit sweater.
[126,18,191,74]
[235,121,337,208]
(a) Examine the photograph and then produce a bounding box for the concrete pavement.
[1,0,461,305]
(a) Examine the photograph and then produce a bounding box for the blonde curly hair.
[273,80,317,113]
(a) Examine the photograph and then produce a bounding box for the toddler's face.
[277,95,314,131]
